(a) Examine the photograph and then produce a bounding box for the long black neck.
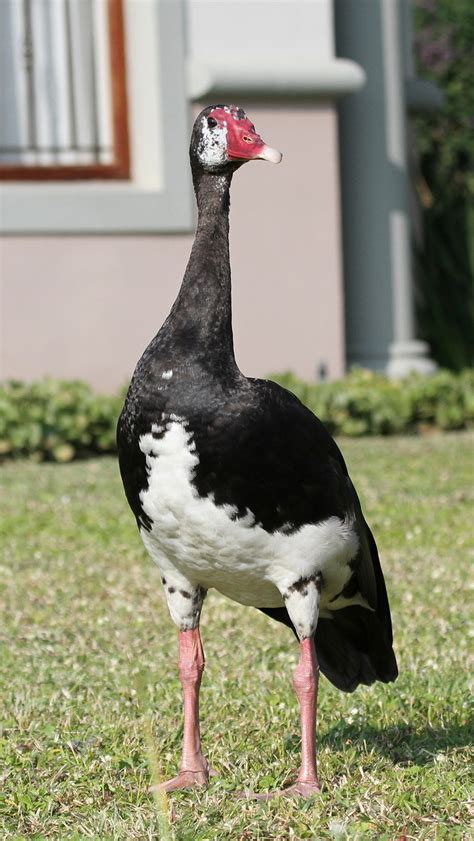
[159,168,238,375]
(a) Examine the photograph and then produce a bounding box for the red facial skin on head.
[207,106,266,161]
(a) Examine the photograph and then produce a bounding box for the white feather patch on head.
[198,116,228,168]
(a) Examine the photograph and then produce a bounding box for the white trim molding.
[187,55,365,100]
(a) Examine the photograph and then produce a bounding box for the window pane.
[0,0,114,166]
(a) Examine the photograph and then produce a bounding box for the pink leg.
[157,628,215,792]
[246,636,320,800]
[290,636,321,795]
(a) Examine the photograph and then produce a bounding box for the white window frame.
[0,0,194,234]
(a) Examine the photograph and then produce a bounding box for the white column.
[336,0,436,376]
[382,0,436,376]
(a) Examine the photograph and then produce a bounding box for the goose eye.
[207,117,217,129]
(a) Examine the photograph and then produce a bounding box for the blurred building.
[0,0,438,391]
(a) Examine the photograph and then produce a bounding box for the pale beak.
[256,145,283,164]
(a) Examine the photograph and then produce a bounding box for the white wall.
[187,0,334,58]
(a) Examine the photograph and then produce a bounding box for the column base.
[386,340,437,378]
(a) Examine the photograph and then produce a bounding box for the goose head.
[190,104,282,174]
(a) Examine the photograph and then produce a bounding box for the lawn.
[1,432,473,840]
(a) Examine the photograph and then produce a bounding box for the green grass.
[1,432,473,840]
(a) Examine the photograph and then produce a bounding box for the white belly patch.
[138,419,360,613]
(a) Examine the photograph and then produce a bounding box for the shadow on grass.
[320,720,474,766]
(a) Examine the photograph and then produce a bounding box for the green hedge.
[271,368,474,437]
[0,379,122,462]
[0,370,473,462]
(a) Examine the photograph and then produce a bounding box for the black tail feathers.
[315,606,398,692]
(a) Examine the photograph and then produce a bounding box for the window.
[0,0,129,180]
[0,0,193,233]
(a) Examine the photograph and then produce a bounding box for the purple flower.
[416,28,457,75]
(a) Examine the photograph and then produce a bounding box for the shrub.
[0,379,122,462]
[270,368,474,437]
[414,0,474,203]
[0,371,472,463]
[404,368,474,430]
[414,0,474,369]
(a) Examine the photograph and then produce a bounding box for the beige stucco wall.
[0,104,345,391]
